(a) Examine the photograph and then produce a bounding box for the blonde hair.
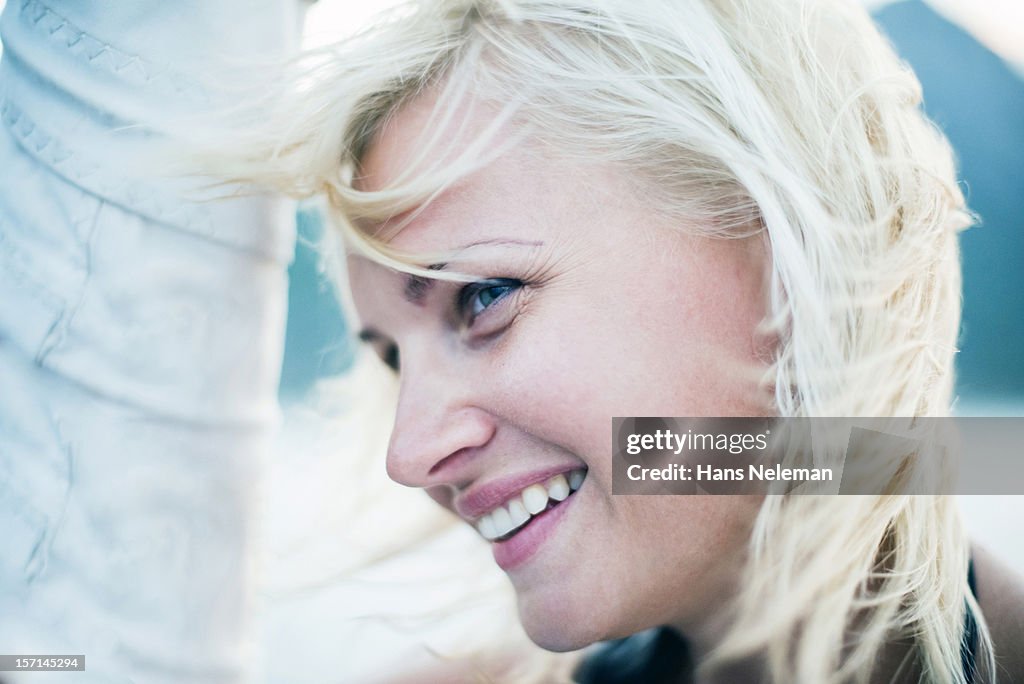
[202,0,993,681]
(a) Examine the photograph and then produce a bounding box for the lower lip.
[491,490,578,571]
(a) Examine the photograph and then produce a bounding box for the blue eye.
[459,278,521,325]
[472,285,512,314]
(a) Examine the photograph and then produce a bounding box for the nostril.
[427,446,478,478]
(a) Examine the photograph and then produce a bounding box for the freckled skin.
[347,94,771,653]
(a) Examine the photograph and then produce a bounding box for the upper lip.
[453,464,583,521]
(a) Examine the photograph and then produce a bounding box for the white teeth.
[546,474,570,501]
[477,515,498,541]
[475,470,588,542]
[522,484,549,515]
[508,498,530,527]
[491,506,514,537]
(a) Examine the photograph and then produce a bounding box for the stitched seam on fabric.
[2,96,290,268]
[17,0,200,98]
[1,96,214,234]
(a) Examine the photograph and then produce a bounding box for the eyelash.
[457,278,522,327]
[373,277,523,374]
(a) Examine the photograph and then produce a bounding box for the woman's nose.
[385,364,495,489]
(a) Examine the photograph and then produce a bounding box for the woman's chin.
[519,615,602,653]
[515,593,633,653]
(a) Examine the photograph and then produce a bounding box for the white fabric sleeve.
[0,1,303,682]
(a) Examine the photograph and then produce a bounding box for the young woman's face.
[347,96,771,651]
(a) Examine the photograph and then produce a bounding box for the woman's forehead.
[356,88,505,194]
[355,95,441,194]
[354,117,626,255]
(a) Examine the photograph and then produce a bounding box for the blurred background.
[1,0,1020,681]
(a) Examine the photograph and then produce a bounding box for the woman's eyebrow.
[399,240,544,306]
[453,238,545,250]
[403,262,447,305]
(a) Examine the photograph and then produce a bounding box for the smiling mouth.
[475,469,587,542]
